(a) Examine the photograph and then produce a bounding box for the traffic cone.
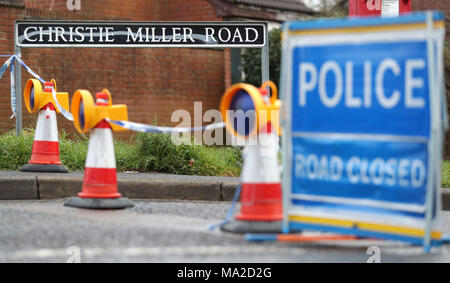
[64,92,133,209]
[221,91,283,233]
[20,81,68,173]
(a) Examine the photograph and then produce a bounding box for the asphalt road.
[0,199,449,263]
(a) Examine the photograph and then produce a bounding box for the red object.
[27,102,63,166]
[236,183,283,221]
[44,81,54,92]
[349,0,411,17]
[260,122,273,134]
[79,167,121,199]
[95,120,111,128]
[43,103,55,111]
[78,121,122,199]
[277,234,359,242]
[28,140,62,165]
[96,92,109,106]
[78,91,120,198]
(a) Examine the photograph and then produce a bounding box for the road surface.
[0,199,449,263]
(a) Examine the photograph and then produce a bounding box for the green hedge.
[0,129,242,177]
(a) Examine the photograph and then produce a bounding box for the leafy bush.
[0,129,34,170]
[135,133,242,176]
[442,161,450,188]
[0,129,242,177]
[241,28,281,87]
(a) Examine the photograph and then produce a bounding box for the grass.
[5,128,450,185]
[0,129,243,177]
[442,161,450,188]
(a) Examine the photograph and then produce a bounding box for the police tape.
[0,55,17,118]
[14,57,74,121]
[1,55,49,119]
[106,118,225,134]
[4,57,223,130]
[14,57,45,83]
[50,86,73,121]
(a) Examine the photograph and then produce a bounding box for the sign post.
[280,12,446,251]
[13,21,268,135]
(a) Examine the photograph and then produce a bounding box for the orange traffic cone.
[64,92,133,209]
[221,90,283,233]
[21,81,68,173]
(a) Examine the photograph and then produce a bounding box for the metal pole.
[261,24,269,84]
[280,22,291,234]
[423,11,437,253]
[14,30,22,136]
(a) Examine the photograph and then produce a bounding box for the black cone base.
[64,197,134,209]
[220,219,282,234]
[20,163,69,173]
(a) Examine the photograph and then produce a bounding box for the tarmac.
[1,199,449,263]
[0,170,449,210]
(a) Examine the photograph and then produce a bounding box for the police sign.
[280,12,446,250]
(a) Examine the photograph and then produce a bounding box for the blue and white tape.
[3,55,223,129]
[15,56,45,83]
[50,86,73,121]
[9,57,16,119]
[107,118,225,134]
[208,184,241,231]
[1,55,49,118]
[0,55,16,118]
[3,57,227,133]
[12,56,74,121]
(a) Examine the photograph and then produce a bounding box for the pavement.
[0,170,449,210]
[0,199,449,263]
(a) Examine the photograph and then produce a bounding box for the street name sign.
[280,12,446,250]
[15,21,266,48]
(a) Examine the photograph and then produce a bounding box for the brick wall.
[0,0,226,138]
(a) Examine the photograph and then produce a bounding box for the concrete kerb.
[443,188,450,211]
[0,176,38,200]
[0,171,449,210]
[0,171,240,202]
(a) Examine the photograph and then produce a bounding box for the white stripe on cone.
[85,128,116,168]
[34,108,58,142]
[241,132,280,184]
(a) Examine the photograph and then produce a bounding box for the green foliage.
[58,131,88,171]
[0,129,242,177]
[241,28,281,87]
[135,133,242,176]
[0,129,34,170]
[442,161,450,188]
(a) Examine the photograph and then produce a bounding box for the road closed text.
[294,153,426,188]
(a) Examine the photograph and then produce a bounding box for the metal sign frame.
[13,20,269,135]
[280,11,445,252]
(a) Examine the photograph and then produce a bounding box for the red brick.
[0,1,227,136]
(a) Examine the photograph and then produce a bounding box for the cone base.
[220,219,282,234]
[20,163,69,173]
[64,197,134,210]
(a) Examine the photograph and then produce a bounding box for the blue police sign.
[280,12,446,251]
[292,41,430,137]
